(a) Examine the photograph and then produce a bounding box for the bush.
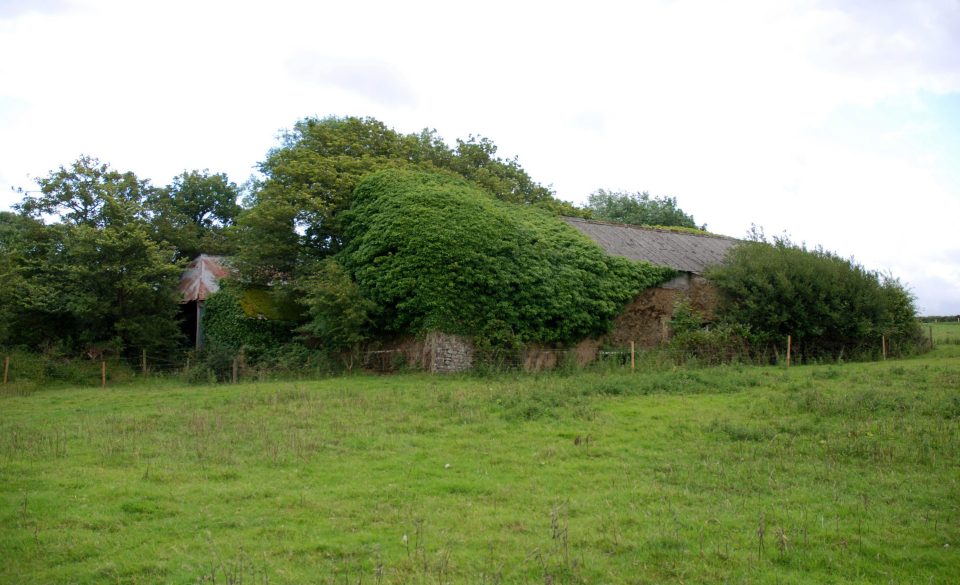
[340,169,673,346]
[296,258,375,368]
[707,239,923,359]
[0,348,134,387]
[665,297,753,364]
[668,323,753,365]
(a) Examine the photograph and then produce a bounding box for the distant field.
[929,320,960,346]
[1,347,958,583]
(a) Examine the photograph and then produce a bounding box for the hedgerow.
[337,169,673,346]
[707,239,923,359]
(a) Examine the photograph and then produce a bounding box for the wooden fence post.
[101,360,106,388]
[141,349,147,376]
[786,335,792,368]
[3,356,9,385]
[929,326,934,349]
[232,357,238,384]
[882,336,887,360]
[630,341,635,373]
[185,356,190,377]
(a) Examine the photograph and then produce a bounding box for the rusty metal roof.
[178,255,231,302]
[563,217,738,274]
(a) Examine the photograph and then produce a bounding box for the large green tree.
[0,212,42,345]
[17,154,151,227]
[236,116,583,282]
[5,157,183,357]
[586,189,702,229]
[147,169,241,260]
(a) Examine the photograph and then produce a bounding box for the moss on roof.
[239,287,302,321]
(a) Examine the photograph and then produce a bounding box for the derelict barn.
[378,219,741,373]
[174,221,739,371]
[177,254,231,349]
[562,217,739,348]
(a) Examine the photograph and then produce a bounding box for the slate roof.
[562,217,739,274]
[177,254,231,302]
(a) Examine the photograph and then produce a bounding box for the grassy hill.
[1,336,958,583]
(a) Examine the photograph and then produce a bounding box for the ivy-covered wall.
[202,282,298,355]
[338,169,674,346]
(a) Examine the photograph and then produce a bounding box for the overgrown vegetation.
[707,237,923,360]
[1,157,240,362]
[585,189,703,229]
[235,116,585,282]
[201,282,299,359]
[2,347,957,583]
[666,298,753,364]
[2,115,934,370]
[337,169,673,345]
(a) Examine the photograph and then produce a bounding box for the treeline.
[1,117,681,369]
[1,156,240,360]
[0,115,925,376]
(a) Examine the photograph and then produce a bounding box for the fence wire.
[0,332,936,389]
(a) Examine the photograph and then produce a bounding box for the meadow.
[1,328,958,584]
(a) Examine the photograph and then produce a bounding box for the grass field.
[929,320,960,346]
[1,336,958,583]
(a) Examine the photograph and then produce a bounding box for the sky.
[1,0,958,314]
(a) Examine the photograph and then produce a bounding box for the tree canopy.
[4,158,183,356]
[3,118,926,368]
[147,169,241,260]
[586,189,702,229]
[3,157,241,359]
[236,116,584,282]
[17,154,150,228]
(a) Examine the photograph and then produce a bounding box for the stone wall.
[365,275,720,373]
[362,332,473,373]
[423,331,474,373]
[606,273,720,348]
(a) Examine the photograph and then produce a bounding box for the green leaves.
[18,154,150,228]
[297,258,375,351]
[708,240,922,356]
[3,158,185,357]
[201,282,296,357]
[240,116,580,282]
[586,189,702,229]
[338,169,673,346]
[146,170,240,260]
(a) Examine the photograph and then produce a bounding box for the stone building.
[562,217,739,348]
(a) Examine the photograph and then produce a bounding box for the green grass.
[929,321,960,348]
[1,349,958,583]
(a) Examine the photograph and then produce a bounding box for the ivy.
[338,169,673,346]
[202,282,297,356]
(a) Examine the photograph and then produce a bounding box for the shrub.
[707,238,923,359]
[296,258,376,369]
[339,169,673,346]
[0,348,134,387]
[666,297,753,364]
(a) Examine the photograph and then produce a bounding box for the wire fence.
[0,330,937,390]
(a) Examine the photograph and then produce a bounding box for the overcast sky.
[1,0,958,314]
